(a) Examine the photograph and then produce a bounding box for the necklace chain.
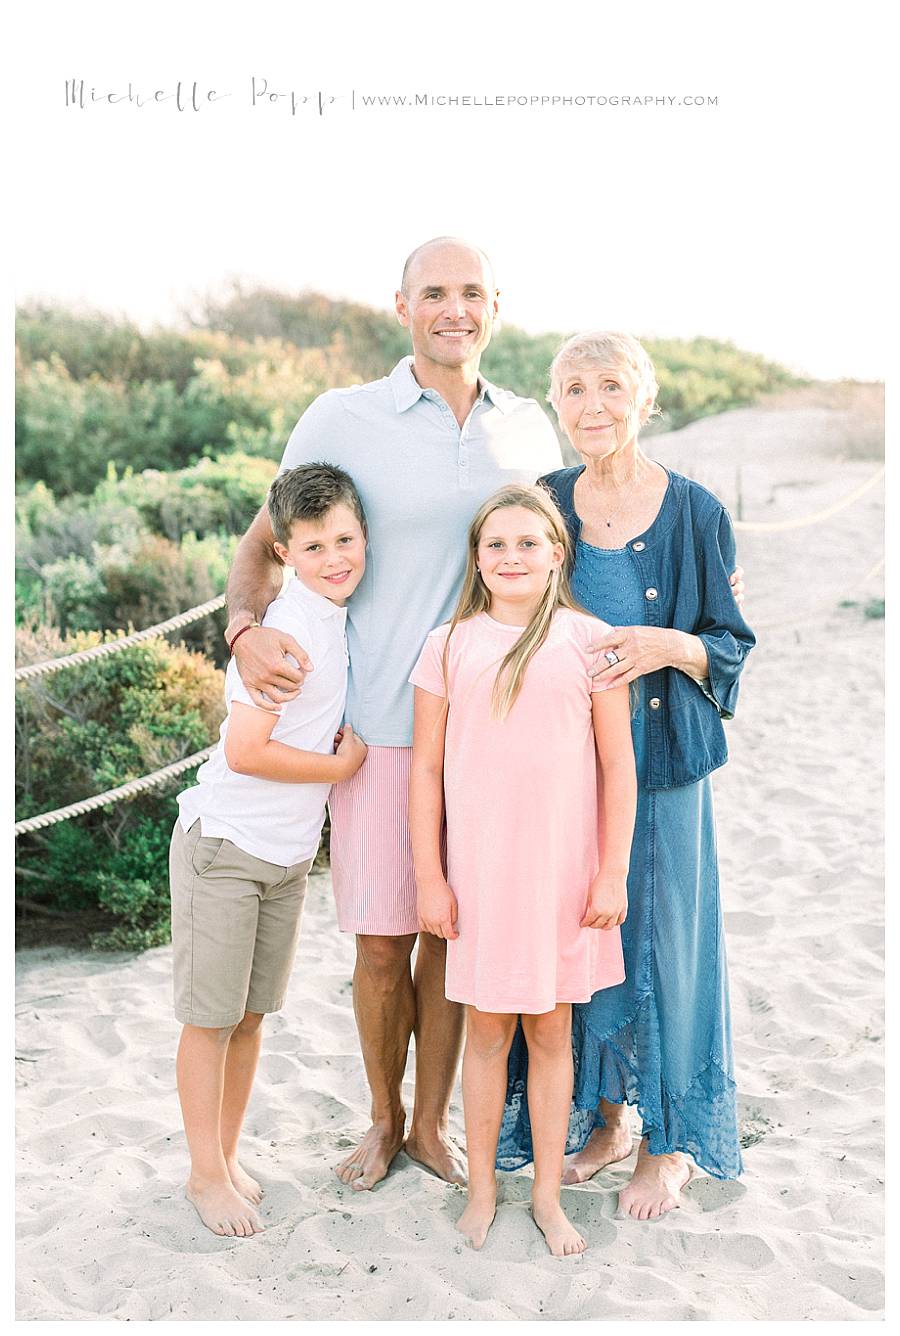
[599,482,633,528]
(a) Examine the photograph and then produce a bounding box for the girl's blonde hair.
[443,484,580,720]
[548,331,661,446]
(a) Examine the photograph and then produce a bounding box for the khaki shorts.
[170,820,312,1027]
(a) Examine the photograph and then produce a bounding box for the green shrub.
[101,452,277,540]
[15,627,225,949]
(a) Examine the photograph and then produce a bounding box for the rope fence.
[732,466,884,532]
[14,462,885,837]
[14,747,215,837]
[14,593,227,683]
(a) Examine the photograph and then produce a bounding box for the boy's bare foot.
[404,1129,467,1185]
[531,1198,587,1257]
[561,1120,633,1184]
[618,1143,692,1221]
[336,1120,406,1192]
[456,1194,497,1249]
[186,1177,265,1237]
[226,1159,263,1205]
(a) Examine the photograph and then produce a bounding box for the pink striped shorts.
[328,745,422,936]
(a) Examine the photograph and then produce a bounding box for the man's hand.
[730,565,745,607]
[334,725,367,780]
[232,626,314,712]
[581,873,628,930]
[417,878,459,940]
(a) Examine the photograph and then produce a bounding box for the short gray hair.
[548,331,659,421]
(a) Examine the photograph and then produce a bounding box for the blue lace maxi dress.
[496,538,743,1179]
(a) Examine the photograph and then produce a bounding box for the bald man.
[225,238,562,1191]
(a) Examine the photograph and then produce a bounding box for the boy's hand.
[417,879,459,940]
[581,874,628,930]
[334,724,367,779]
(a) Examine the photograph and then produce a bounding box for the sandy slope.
[16,401,884,1321]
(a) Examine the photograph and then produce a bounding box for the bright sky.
[11,0,890,380]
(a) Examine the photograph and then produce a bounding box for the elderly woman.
[497,331,755,1219]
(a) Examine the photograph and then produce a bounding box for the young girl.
[408,484,637,1257]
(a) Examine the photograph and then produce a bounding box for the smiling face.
[273,503,366,605]
[476,505,565,611]
[395,240,498,376]
[556,361,651,460]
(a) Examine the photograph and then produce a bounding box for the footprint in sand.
[683,1176,748,1211]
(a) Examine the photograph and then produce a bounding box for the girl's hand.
[417,879,459,940]
[589,625,676,690]
[581,874,628,930]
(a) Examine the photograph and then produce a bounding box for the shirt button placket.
[458,415,471,489]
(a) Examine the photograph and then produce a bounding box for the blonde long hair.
[443,485,581,720]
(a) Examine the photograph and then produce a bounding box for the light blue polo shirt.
[278,356,563,745]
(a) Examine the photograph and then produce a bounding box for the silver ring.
[604,650,620,666]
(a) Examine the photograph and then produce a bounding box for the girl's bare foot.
[336,1120,406,1192]
[186,1176,265,1237]
[226,1159,263,1204]
[561,1120,633,1184]
[531,1198,587,1257]
[618,1143,692,1220]
[456,1193,497,1249]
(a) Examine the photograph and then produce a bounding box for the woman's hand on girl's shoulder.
[417,878,459,939]
[588,625,675,689]
[581,874,628,930]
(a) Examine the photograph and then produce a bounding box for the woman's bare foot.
[561,1119,633,1184]
[456,1193,497,1249]
[531,1198,587,1257]
[226,1159,263,1204]
[336,1120,406,1192]
[186,1176,265,1237]
[404,1128,467,1185]
[618,1142,692,1220]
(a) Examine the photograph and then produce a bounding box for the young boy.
[170,463,368,1238]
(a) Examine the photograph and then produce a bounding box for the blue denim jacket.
[541,465,756,790]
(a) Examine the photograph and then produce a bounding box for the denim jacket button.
[645,587,658,600]
[649,697,661,709]
[633,541,646,552]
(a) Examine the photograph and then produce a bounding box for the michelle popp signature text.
[63,79,341,114]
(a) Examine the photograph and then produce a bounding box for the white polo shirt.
[177,578,349,867]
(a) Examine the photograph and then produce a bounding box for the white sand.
[16,399,884,1321]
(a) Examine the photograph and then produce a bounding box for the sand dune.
[16,398,884,1320]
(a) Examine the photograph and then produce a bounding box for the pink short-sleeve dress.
[409,608,626,1015]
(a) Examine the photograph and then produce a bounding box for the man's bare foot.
[561,1119,633,1184]
[531,1198,587,1257]
[226,1159,263,1205]
[336,1121,406,1192]
[456,1194,496,1249]
[618,1143,692,1221]
[404,1128,467,1185]
[186,1176,265,1237]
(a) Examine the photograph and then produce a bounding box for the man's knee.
[355,933,417,985]
[415,930,447,965]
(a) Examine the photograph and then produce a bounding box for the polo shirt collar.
[388,356,510,415]
[285,576,347,622]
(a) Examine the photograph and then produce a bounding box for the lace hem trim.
[497,1007,743,1180]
